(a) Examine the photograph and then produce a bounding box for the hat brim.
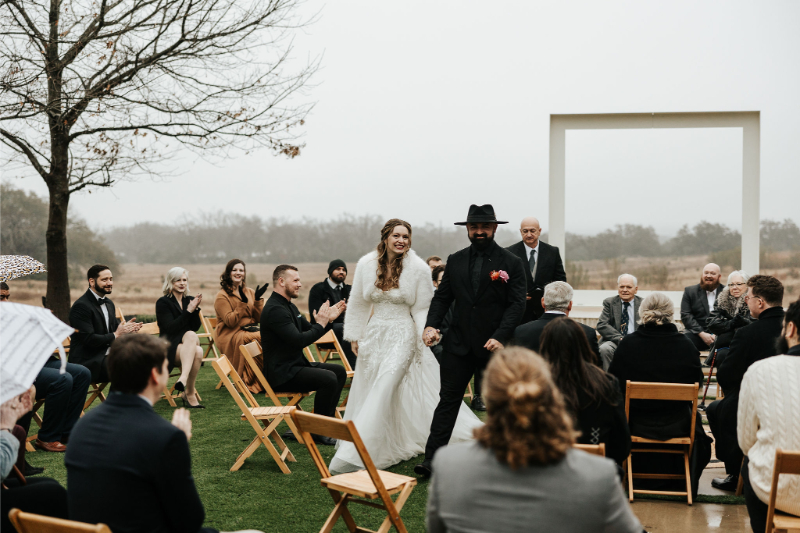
[454,220,509,226]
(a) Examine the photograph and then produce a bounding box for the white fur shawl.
[343,249,434,342]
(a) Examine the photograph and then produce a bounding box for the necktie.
[471,251,483,295]
[334,285,342,301]
[529,250,537,279]
[620,301,630,335]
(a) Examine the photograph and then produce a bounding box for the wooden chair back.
[115,306,125,324]
[239,341,311,410]
[625,381,698,445]
[766,449,800,532]
[8,509,111,533]
[574,443,606,457]
[137,322,160,335]
[214,354,262,412]
[198,311,220,361]
[313,329,351,372]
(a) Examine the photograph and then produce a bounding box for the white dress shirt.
[707,290,717,312]
[524,241,540,280]
[326,278,343,291]
[90,288,113,354]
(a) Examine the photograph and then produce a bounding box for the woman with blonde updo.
[426,347,642,533]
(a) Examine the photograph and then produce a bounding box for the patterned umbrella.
[0,255,46,282]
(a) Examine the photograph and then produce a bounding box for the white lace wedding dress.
[329,250,482,474]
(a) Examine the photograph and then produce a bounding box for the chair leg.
[464,381,474,400]
[231,436,262,472]
[627,457,634,502]
[684,449,693,506]
[377,483,414,533]
[215,379,224,390]
[283,416,305,445]
[161,386,177,407]
[326,490,359,533]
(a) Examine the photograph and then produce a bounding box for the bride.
[329,219,482,473]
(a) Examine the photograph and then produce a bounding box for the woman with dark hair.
[539,317,630,465]
[329,219,481,473]
[426,347,641,533]
[214,259,269,393]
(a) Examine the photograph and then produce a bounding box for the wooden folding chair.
[8,508,111,533]
[115,305,125,324]
[574,443,606,457]
[24,398,46,452]
[83,382,109,413]
[240,341,312,410]
[291,410,417,533]
[624,380,699,505]
[198,311,220,361]
[311,331,355,417]
[765,449,800,533]
[212,355,298,473]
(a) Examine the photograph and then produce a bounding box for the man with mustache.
[681,263,725,351]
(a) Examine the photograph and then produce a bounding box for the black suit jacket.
[156,294,202,368]
[505,241,567,323]
[68,289,120,382]
[261,292,329,387]
[680,283,724,334]
[512,312,600,360]
[308,279,351,325]
[426,241,527,358]
[65,394,208,533]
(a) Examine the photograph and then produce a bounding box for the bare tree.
[1,0,317,319]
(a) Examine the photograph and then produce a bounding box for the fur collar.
[353,249,429,302]
[716,286,745,315]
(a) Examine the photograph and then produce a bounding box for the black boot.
[471,395,486,412]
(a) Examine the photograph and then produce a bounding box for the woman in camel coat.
[214,259,269,393]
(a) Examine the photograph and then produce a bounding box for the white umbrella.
[0,255,47,282]
[0,302,74,404]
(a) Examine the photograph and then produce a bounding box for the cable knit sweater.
[738,350,800,515]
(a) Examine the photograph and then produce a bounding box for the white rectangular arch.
[549,111,761,274]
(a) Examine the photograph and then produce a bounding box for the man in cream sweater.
[738,297,800,533]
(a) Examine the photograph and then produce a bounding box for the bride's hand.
[423,327,440,347]
[351,341,358,356]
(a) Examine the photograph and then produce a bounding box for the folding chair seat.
[574,443,606,457]
[310,331,354,417]
[624,380,699,505]
[240,341,312,409]
[212,355,298,473]
[291,410,417,533]
[198,311,220,362]
[8,508,111,533]
[765,449,800,533]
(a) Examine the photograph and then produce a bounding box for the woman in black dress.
[155,267,204,408]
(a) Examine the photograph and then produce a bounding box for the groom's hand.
[423,327,440,347]
[484,339,503,352]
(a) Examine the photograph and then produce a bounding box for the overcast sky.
[8,0,800,237]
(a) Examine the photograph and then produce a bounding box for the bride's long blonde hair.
[375,219,412,291]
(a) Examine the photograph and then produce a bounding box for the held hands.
[423,327,440,347]
[171,408,192,441]
[352,341,359,356]
[254,284,269,301]
[0,388,34,430]
[187,294,202,313]
[115,318,143,336]
[484,338,504,352]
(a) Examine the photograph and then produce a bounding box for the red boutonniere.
[490,270,509,283]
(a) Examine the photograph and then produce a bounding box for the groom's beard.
[469,232,495,251]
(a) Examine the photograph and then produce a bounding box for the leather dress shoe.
[312,435,337,446]
[711,474,738,492]
[35,439,67,452]
[414,460,432,478]
[24,461,45,476]
[471,395,487,412]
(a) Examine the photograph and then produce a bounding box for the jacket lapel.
[474,244,501,301]
[613,296,623,331]
[632,296,641,331]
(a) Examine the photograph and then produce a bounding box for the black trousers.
[331,322,357,370]
[273,363,346,418]
[424,348,487,460]
[684,330,710,351]
[35,359,92,442]
[1,478,69,532]
[741,457,768,533]
[706,398,743,476]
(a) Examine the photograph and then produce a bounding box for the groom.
[416,204,527,477]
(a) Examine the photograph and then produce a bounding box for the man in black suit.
[261,265,347,445]
[65,335,230,533]
[706,275,785,492]
[68,264,141,383]
[505,216,567,324]
[681,263,724,351]
[512,281,600,359]
[596,274,643,371]
[416,204,527,476]
[308,259,355,369]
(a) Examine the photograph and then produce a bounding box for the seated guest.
[426,347,642,533]
[1,388,69,533]
[214,259,268,393]
[707,270,751,357]
[681,263,724,351]
[308,259,356,369]
[738,298,800,533]
[512,281,600,360]
[69,264,142,383]
[261,265,347,445]
[156,267,206,408]
[65,335,260,533]
[707,274,785,492]
[596,274,642,370]
[427,256,444,270]
[608,292,711,497]
[539,317,630,466]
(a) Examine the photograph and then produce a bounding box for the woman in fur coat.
[707,270,752,351]
[329,219,482,473]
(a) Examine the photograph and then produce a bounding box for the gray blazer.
[427,442,642,533]
[597,295,643,345]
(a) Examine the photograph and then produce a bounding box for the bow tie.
[94,297,107,306]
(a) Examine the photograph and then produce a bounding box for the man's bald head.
[519,217,542,247]
[700,263,722,291]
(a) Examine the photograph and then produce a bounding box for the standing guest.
[0,281,9,301]
[596,274,643,371]
[308,259,355,369]
[261,265,347,445]
[432,265,446,289]
[156,267,205,409]
[426,347,642,533]
[608,292,712,498]
[707,275,785,492]
[681,263,724,351]
[69,264,142,383]
[427,256,444,270]
[505,216,567,324]
[512,281,600,360]
[707,270,751,358]
[539,318,630,466]
[738,299,800,533]
[214,259,269,394]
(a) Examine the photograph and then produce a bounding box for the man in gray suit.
[597,274,643,370]
[681,263,724,351]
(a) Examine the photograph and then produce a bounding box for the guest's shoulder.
[748,354,798,376]
[539,240,559,252]
[432,440,487,471]
[566,448,617,480]
[602,295,619,305]
[683,284,699,293]
[214,288,230,300]
[504,240,523,252]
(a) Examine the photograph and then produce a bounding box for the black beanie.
[328,259,347,277]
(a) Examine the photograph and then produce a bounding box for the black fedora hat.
[454,204,508,226]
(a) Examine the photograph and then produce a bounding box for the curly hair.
[639,292,674,326]
[220,258,246,296]
[474,347,577,470]
[375,219,412,291]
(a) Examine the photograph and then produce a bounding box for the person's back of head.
[542,281,572,313]
[747,274,784,309]
[639,292,674,326]
[107,334,169,396]
[474,347,577,470]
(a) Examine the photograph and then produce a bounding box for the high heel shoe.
[174,380,185,393]
[179,392,205,409]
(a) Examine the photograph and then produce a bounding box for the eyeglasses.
[744,294,762,303]
[728,282,746,288]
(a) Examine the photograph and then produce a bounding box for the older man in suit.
[596,274,643,370]
[506,217,567,324]
[308,259,355,369]
[681,263,724,351]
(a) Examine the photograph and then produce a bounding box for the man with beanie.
[308,259,355,368]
